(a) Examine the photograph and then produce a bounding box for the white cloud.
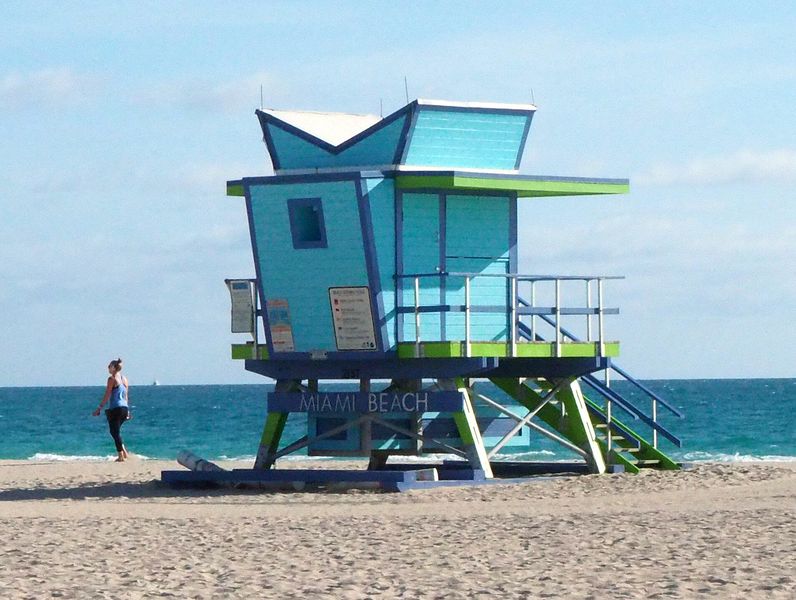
[0,67,97,109]
[636,149,796,186]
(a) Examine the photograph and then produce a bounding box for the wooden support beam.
[554,380,607,474]
[440,378,493,478]
[253,379,300,469]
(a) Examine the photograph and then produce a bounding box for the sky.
[1,1,794,386]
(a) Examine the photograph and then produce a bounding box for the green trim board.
[227,181,245,197]
[231,343,270,360]
[397,341,619,359]
[395,173,629,198]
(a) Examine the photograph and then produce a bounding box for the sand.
[0,459,793,599]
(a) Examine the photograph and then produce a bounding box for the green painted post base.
[254,412,288,470]
[253,379,300,470]
[440,378,493,478]
[554,380,606,474]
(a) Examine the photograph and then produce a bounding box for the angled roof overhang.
[395,171,629,197]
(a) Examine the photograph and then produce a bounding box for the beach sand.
[0,459,793,599]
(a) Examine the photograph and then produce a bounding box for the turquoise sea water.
[0,379,793,463]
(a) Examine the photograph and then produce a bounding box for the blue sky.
[1,2,794,385]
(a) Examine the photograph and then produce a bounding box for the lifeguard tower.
[165,98,683,490]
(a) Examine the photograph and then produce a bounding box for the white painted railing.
[397,272,622,358]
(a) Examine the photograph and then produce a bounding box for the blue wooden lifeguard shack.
[165,99,683,490]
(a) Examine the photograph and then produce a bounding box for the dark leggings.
[105,407,129,453]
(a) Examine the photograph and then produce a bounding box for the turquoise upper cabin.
[227,98,630,381]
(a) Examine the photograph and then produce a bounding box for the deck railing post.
[586,279,593,342]
[530,281,536,341]
[555,279,561,357]
[606,397,613,461]
[598,278,605,359]
[598,278,610,387]
[510,277,517,357]
[464,276,471,358]
[414,276,421,357]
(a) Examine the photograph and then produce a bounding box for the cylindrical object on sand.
[177,450,224,472]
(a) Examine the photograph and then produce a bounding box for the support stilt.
[554,379,606,474]
[253,379,299,469]
[440,378,493,478]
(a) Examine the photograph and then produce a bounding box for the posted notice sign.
[265,298,295,353]
[226,279,255,334]
[329,287,377,351]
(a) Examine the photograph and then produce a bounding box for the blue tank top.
[109,378,128,409]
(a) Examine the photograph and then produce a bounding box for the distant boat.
[152,380,160,386]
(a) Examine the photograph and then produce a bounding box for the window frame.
[287,197,328,249]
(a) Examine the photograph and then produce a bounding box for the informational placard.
[265,298,295,352]
[225,279,255,334]
[328,286,377,351]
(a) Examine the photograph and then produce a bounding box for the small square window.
[288,197,327,249]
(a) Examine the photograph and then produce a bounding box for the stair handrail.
[581,374,682,447]
[606,363,684,418]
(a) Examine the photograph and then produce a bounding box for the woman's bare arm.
[92,377,114,416]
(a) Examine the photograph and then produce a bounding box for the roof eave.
[395,172,629,197]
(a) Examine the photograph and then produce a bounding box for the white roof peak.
[262,108,381,146]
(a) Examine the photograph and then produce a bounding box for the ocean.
[0,379,794,463]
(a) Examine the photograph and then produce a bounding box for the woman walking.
[93,358,130,461]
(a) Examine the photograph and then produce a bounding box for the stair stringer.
[583,395,680,471]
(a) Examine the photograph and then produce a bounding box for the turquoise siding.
[446,195,509,258]
[250,180,368,352]
[307,414,361,453]
[446,194,510,341]
[404,109,529,170]
[445,260,509,341]
[400,193,441,341]
[270,115,407,170]
[399,192,511,342]
[365,177,397,349]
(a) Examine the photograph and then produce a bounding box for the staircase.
[501,297,684,472]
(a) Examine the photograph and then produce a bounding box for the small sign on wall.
[266,298,295,352]
[329,287,377,351]
[225,279,255,334]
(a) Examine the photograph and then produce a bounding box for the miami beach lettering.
[297,392,429,413]
[298,392,357,412]
[267,391,463,413]
[369,392,428,413]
